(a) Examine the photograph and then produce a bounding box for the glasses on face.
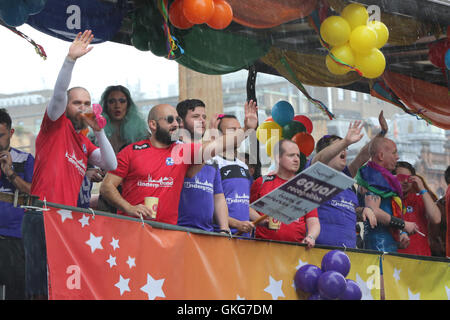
[158,115,182,124]
[396,174,411,183]
[107,98,127,104]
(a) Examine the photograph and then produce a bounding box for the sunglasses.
[158,115,182,124]
[107,98,127,104]
[396,174,411,183]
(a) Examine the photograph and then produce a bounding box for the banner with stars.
[382,254,450,300]
[44,207,382,300]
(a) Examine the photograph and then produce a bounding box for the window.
[350,91,358,102]
[337,88,344,101]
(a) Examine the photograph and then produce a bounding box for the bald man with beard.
[100,101,258,225]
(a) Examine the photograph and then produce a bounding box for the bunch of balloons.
[169,0,233,30]
[320,3,389,79]
[294,250,362,300]
[257,101,314,171]
[0,0,47,27]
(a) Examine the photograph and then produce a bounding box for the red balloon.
[292,132,315,156]
[206,0,233,30]
[183,0,215,24]
[169,0,194,29]
[428,38,450,69]
[293,115,313,134]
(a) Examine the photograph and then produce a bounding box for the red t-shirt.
[31,112,98,207]
[446,186,450,258]
[110,140,200,225]
[251,175,318,243]
[398,192,431,256]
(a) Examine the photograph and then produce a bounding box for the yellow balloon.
[340,3,369,30]
[354,48,386,79]
[256,121,282,144]
[266,135,281,158]
[326,43,355,75]
[349,25,378,54]
[367,20,389,49]
[320,16,351,47]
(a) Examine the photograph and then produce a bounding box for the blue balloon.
[318,271,347,300]
[0,0,29,27]
[23,0,47,15]
[339,279,362,300]
[294,264,323,294]
[321,250,351,277]
[271,100,294,127]
[445,48,450,70]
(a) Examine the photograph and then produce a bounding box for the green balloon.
[131,24,150,51]
[296,153,307,174]
[283,121,306,139]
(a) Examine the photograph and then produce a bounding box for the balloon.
[354,48,386,79]
[368,20,389,49]
[207,0,233,30]
[296,152,307,174]
[183,0,215,24]
[264,116,273,122]
[428,39,450,69]
[320,16,351,47]
[349,25,378,54]
[131,25,150,51]
[266,135,280,158]
[445,48,450,69]
[294,264,323,294]
[321,250,351,277]
[340,3,368,30]
[271,100,294,127]
[256,121,282,144]
[0,0,29,27]
[282,121,306,140]
[169,0,194,29]
[292,132,315,157]
[293,115,313,134]
[23,0,47,15]
[339,279,362,300]
[317,271,347,300]
[325,43,355,75]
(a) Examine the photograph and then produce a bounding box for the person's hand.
[302,235,316,249]
[403,221,419,235]
[378,110,388,136]
[0,151,13,176]
[86,168,106,183]
[127,204,154,219]
[343,120,364,146]
[362,207,377,228]
[236,220,255,234]
[68,30,94,61]
[398,232,410,249]
[243,99,258,131]
[408,176,425,193]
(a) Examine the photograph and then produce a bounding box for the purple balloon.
[308,293,324,300]
[339,279,362,300]
[294,264,323,294]
[317,271,347,300]
[321,250,351,277]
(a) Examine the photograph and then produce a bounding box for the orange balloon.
[207,0,233,30]
[183,0,215,24]
[169,0,194,29]
[292,132,315,156]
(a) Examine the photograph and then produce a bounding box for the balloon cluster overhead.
[257,100,314,172]
[0,0,47,27]
[320,3,389,79]
[294,250,362,300]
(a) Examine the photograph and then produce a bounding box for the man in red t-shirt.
[251,139,320,247]
[394,161,441,256]
[100,101,258,225]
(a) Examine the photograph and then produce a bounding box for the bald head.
[148,104,176,122]
[369,137,399,171]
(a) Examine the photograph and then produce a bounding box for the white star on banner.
[295,258,308,270]
[355,273,373,300]
[110,237,120,251]
[106,255,117,268]
[140,274,165,300]
[393,268,401,282]
[236,295,245,300]
[264,276,285,300]
[57,209,73,223]
[85,233,103,253]
[115,275,130,296]
[126,256,136,269]
[78,215,90,228]
[445,286,450,300]
[408,288,420,300]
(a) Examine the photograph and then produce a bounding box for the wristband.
[219,229,231,235]
[389,216,405,230]
[418,189,428,196]
[306,235,315,241]
[400,231,408,236]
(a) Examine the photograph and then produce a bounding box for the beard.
[69,113,87,131]
[155,122,175,145]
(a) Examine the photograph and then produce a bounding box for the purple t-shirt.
[177,164,223,232]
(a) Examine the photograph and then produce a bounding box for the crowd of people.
[0,30,449,300]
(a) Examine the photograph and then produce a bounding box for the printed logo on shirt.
[133,143,150,150]
[137,175,174,188]
[406,206,414,213]
[82,144,87,154]
[65,151,87,177]
[183,177,214,193]
[166,157,174,166]
[226,193,249,205]
[240,168,246,177]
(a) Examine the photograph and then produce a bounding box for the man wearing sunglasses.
[100,100,258,227]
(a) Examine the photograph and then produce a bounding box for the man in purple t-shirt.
[176,100,229,233]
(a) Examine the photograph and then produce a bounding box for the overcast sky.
[0,24,179,101]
